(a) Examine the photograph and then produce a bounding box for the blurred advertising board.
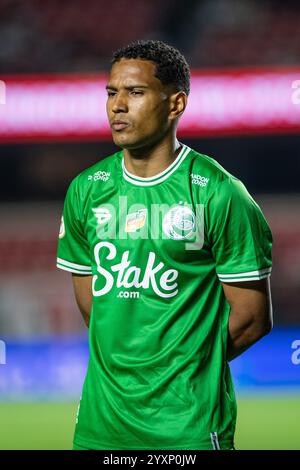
[1,68,300,143]
[0,328,299,400]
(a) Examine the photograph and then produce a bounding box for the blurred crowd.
[0,0,300,73]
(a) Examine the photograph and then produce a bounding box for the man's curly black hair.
[111,40,190,96]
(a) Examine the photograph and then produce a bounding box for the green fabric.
[57,144,272,450]
[73,442,90,450]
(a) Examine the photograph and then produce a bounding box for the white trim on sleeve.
[57,257,92,275]
[218,267,272,283]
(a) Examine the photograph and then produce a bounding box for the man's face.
[106,59,172,149]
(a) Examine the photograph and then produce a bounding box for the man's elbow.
[81,309,90,328]
[259,317,273,337]
[253,308,273,340]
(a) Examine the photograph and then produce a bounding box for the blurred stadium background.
[0,0,300,450]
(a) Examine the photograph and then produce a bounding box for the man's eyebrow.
[106,85,149,90]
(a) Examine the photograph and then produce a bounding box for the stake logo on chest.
[92,241,178,299]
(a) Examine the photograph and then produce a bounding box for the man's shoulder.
[69,150,121,191]
[186,145,236,190]
[187,147,257,208]
[77,150,121,181]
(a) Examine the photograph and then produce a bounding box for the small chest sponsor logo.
[190,173,209,187]
[88,170,111,182]
[125,209,147,232]
[92,207,112,225]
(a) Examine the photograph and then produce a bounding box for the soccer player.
[56,40,273,450]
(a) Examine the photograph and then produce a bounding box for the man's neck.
[123,138,181,179]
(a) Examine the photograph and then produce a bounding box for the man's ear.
[169,91,188,121]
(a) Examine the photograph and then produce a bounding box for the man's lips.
[111,121,129,131]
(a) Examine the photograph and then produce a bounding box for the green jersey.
[57,143,272,450]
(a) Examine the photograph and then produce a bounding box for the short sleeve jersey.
[57,144,272,450]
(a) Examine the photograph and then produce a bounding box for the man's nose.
[112,91,128,113]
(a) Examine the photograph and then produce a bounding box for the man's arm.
[71,274,93,328]
[223,277,273,362]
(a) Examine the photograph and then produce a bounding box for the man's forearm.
[227,307,272,361]
[71,274,93,328]
[223,278,273,362]
[78,306,91,328]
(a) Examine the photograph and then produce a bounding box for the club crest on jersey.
[163,205,196,240]
[125,209,147,232]
[92,207,112,225]
[59,216,65,239]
